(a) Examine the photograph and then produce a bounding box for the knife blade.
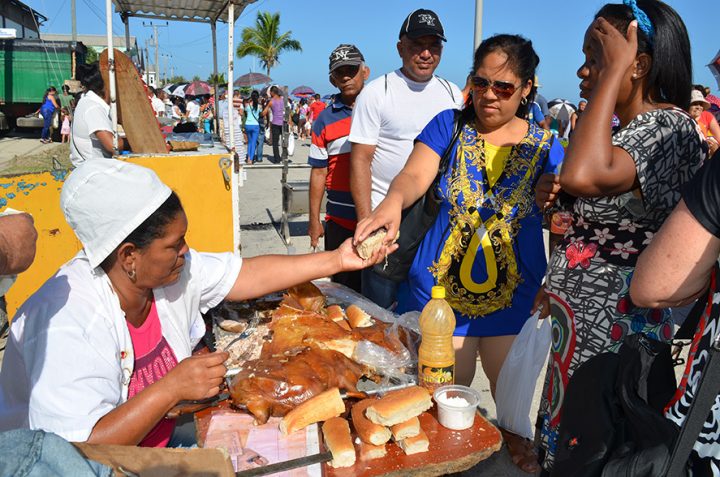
[340,380,418,399]
[235,451,333,477]
[166,392,231,419]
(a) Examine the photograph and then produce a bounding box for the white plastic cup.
[433,385,481,430]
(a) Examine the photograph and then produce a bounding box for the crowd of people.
[4,0,720,476]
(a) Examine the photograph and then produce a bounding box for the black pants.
[271,124,282,163]
[325,220,362,293]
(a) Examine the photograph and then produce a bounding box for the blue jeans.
[40,108,54,140]
[245,125,260,162]
[0,429,112,477]
[256,125,265,162]
[361,268,399,309]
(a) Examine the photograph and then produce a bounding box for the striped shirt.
[308,98,356,230]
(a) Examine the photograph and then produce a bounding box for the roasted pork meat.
[228,347,363,424]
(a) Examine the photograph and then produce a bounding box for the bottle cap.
[431,286,445,299]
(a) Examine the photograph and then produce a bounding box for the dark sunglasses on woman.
[471,76,520,100]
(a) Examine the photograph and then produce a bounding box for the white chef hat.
[61,159,172,268]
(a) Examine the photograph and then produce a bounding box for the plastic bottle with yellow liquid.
[418,286,456,392]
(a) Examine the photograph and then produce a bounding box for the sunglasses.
[331,64,361,79]
[471,76,520,100]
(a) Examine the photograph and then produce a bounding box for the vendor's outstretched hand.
[336,237,398,272]
[535,173,561,211]
[164,351,228,403]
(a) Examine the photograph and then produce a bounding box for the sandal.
[501,428,541,474]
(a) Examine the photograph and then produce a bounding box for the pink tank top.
[127,299,178,447]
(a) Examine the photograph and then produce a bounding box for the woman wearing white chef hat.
[0,159,393,447]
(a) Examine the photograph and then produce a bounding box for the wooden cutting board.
[324,410,502,477]
[99,48,167,154]
[196,402,502,477]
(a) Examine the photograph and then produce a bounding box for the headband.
[623,0,655,45]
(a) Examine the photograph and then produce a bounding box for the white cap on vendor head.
[61,159,172,268]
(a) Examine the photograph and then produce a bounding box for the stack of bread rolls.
[350,386,433,459]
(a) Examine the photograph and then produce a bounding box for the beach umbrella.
[168,83,188,98]
[321,94,334,102]
[707,94,720,109]
[162,83,176,94]
[235,72,272,87]
[709,49,720,90]
[547,99,577,123]
[291,85,315,97]
[184,80,211,96]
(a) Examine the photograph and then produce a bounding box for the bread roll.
[397,428,429,455]
[356,228,388,260]
[390,416,420,441]
[351,399,391,445]
[279,387,345,435]
[358,441,387,460]
[217,319,246,333]
[346,305,374,329]
[365,386,433,427]
[322,417,356,468]
[326,304,351,331]
[287,282,326,312]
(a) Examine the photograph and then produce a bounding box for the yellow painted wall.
[2,153,234,316]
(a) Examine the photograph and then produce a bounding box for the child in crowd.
[60,108,71,143]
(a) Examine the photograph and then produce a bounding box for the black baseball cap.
[399,9,446,42]
[329,44,365,73]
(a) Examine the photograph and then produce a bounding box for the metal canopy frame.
[104,0,256,256]
[112,1,249,24]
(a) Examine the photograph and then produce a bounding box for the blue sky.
[25,0,719,104]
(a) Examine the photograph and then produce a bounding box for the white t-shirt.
[151,95,165,117]
[69,90,113,167]
[187,101,200,122]
[0,249,242,442]
[349,69,463,209]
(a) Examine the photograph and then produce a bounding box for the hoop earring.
[127,263,136,282]
[521,97,528,106]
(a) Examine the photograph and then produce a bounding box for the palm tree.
[207,73,226,87]
[236,11,302,77]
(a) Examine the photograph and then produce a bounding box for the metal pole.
[105,0,118,152]
[211,21,219,134]
[71,0,77,42]
[123,14,130,52]
[227,4,234,153]
[473,0,483,51]
[153,24,159,87]
[227,2,241,257]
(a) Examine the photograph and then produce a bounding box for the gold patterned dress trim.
[430,123,551,317]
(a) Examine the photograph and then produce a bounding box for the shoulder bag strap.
[437,110,464,177]
[665,341,720,477]
[434,76,456,104]
[665,272,720,477]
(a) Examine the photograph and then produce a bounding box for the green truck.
[0,39,85,130]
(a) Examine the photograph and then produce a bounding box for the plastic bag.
[495,311,551,439]
[287,132,295,156]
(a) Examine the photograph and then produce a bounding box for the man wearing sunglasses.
[349,8,463,309]
[308,45,370,293]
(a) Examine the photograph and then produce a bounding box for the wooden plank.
[196,404,502,476]
[324,410,501,477]
[99,48,167,154]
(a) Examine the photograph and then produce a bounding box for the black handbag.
[372,110,465,282]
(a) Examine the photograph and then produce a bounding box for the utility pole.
[142,21,168,87]
[162,53,169,86]
[144,38,151,84]
[71,0,77,42]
